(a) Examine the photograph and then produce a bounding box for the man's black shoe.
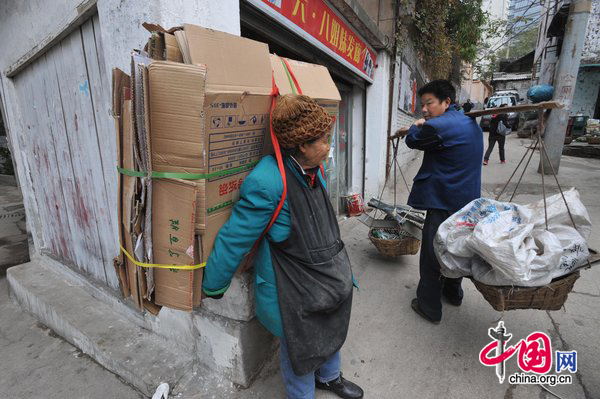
[315,373,364,399]
[411,298,441,324]
[442,292,463,306]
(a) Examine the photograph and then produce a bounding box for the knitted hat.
[272,94,333,149]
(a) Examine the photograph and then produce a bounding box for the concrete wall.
[364,52,391,201]
[492,78,531,101]
[581,0,600,65]
[97,0,240,80]
[355,0,396,38]
[571,68,600,117]
[350,85,366,194]
[469,80,493,108]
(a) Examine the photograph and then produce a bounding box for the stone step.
[6,259,215,397]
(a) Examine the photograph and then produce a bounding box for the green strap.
[117,160,259,180]
[280,58,297,95]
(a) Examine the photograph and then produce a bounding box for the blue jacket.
[405,105,483,212]
[202,156,326,338]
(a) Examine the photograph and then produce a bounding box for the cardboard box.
[147,26,273,234]
[270,54,341,115]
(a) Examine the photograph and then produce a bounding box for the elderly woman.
[202,94,362,399]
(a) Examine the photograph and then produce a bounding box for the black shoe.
[411,298,441,324]
[316,372,364,399]
[442,292,463,306]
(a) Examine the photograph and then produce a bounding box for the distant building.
[507,0,543,32]
[534,0,600,118]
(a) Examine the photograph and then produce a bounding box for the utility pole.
[539,0,592,174]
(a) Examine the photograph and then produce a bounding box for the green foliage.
[504,26,538,59]
[473,14,540,79]
[412,0,487,79]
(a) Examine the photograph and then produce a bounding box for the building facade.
[534,0,600,119]
[507,0,544,31]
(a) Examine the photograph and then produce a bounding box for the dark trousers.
[416,209,463,320]
[484,133,505,162]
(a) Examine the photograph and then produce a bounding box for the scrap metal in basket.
[358,199,425,257]
[358,132,425,257]
[440,103,600,312]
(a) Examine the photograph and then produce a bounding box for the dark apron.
[270,162,353,376]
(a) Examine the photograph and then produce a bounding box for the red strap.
[240,74,287,271]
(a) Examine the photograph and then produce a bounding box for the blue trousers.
[416,209,463,320]
[279,337,341,399]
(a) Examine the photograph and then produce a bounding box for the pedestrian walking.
[394,80,483,324]
[202,94,363,399]
[462,99,474,113]
[483,104,510,165]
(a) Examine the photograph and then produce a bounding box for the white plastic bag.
[152,383,169,399]
[435,188,591,286]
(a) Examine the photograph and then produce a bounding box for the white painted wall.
[0,0,85,72]
[363,51,391,202]
[350,85,365,194]
[97,0,240,82]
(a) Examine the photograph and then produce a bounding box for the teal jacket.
[202,155,327,337]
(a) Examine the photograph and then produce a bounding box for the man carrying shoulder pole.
[395,80,483,323]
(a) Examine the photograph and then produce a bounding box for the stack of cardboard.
[112,23,340,312]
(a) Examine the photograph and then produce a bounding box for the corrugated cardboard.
[147,31,273,235]
[142,23,184,63]
[131,52,154,301]
[146,26,273,311]
[152,178,201,310]
[183,24,272,95]
[112,68,131,298]
[164,33,183,62]
[138,24,342,311]
[270,54,341,115]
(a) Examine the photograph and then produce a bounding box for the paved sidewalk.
[0,175,143,399]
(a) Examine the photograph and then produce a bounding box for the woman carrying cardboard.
[202,94,362,399]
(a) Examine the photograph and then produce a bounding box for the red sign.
[258,0,377,80]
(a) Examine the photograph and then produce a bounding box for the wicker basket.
[588,136,600,145]
[368,228,421,257]
[471,271,580,312]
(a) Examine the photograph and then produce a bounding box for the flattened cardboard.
[183,24,272,95]
[152,178,199,310]
[148,61,207,174]
[113,68,132,298]
[164,33,183,62]
[270,54,341,115]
